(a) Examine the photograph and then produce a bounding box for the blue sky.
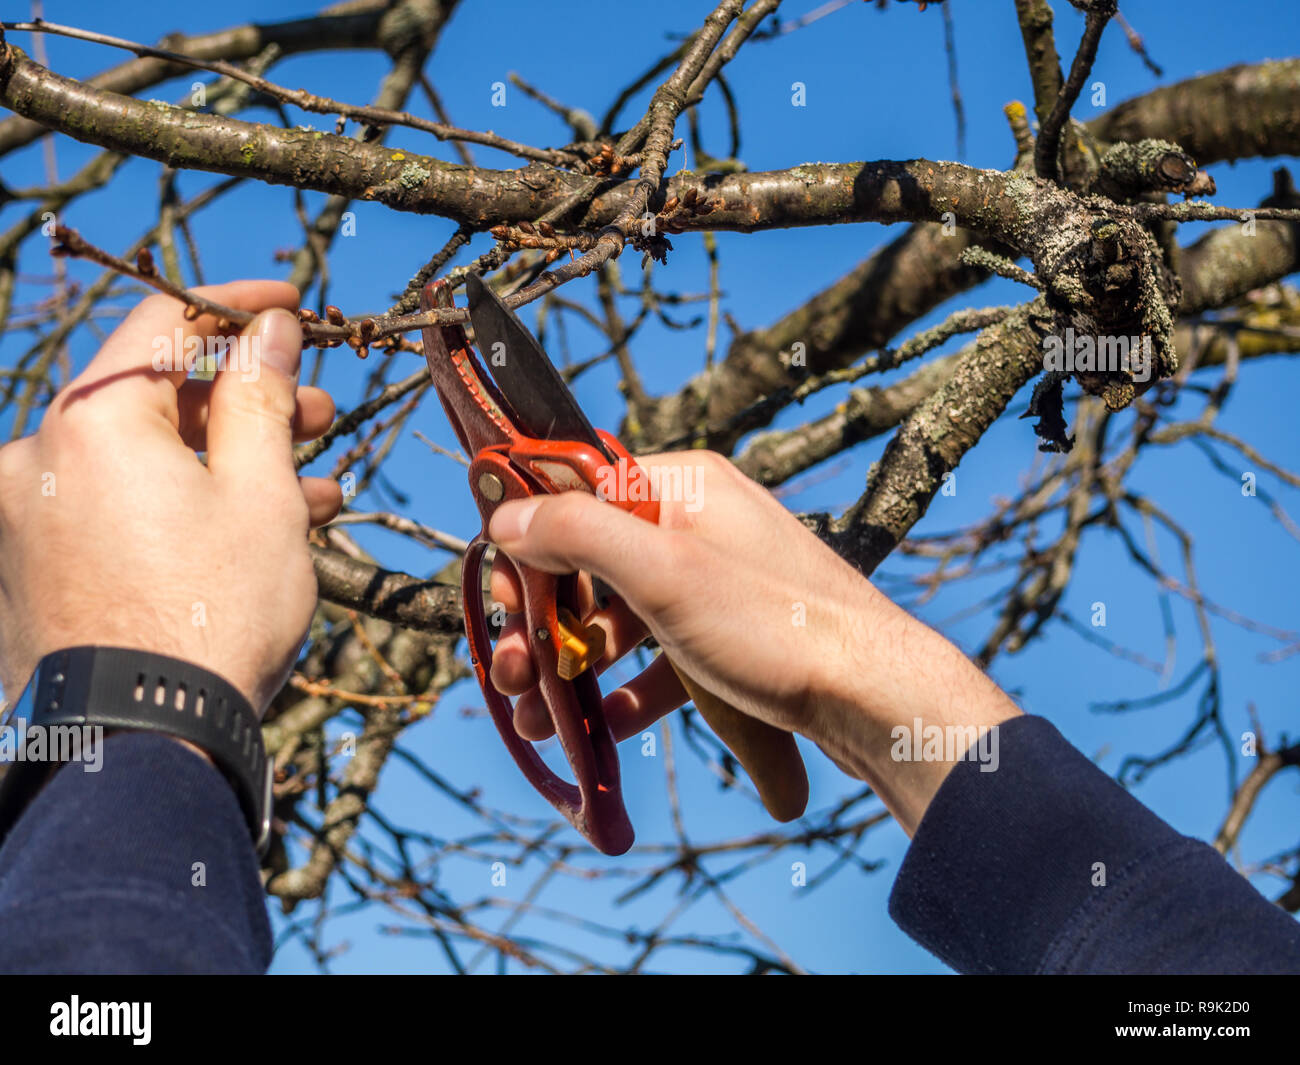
[1,0,1297,973]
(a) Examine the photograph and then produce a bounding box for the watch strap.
[0,646,272,855]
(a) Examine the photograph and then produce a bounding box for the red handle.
[455,416,664,854]
[461,536,632,855]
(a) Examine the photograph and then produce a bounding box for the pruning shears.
[421,274,808,855]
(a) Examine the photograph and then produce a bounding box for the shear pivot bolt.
[478,472,505,502]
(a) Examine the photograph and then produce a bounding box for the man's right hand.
[487,451,1021,834]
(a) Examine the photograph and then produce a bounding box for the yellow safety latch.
[555,607,606,681]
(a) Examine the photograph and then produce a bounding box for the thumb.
[206,308,303,489]
[489,492,677,613]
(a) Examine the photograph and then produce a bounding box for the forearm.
[804,593,1300,973]
[809,585,1021,835]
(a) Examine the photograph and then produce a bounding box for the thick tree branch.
[1178,169,1300,314]
[734,350,961,486]
[0,0,397,157]
[631,222,1000,450]
[1089,58,1300,165]
[633,60,1300,454]
[475,0,746,309]
[0,40,1060,239]
[736,303,1294,492]
[826,302,1052,574]
[309,543,462,635]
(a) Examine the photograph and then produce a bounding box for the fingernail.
[255,308,303,378]
[489,496,544,544]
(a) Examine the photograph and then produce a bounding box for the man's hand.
[487,451,1020,834]
[0,281,342,715]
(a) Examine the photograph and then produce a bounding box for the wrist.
[0,647,271,855]
[23,626,271,718]
[811,589,1021,834]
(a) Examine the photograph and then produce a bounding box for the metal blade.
[466,273,615,462]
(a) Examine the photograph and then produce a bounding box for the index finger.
[64,280,300,417]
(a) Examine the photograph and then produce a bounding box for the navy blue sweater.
[0,716,1296,973]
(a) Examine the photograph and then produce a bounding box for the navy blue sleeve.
[5,713,1296,974]
[889,714,1300,973]
[0,731,271,974]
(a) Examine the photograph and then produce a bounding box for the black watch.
[0,646,272,856]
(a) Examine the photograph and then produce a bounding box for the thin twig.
[1034,0,1115,182]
